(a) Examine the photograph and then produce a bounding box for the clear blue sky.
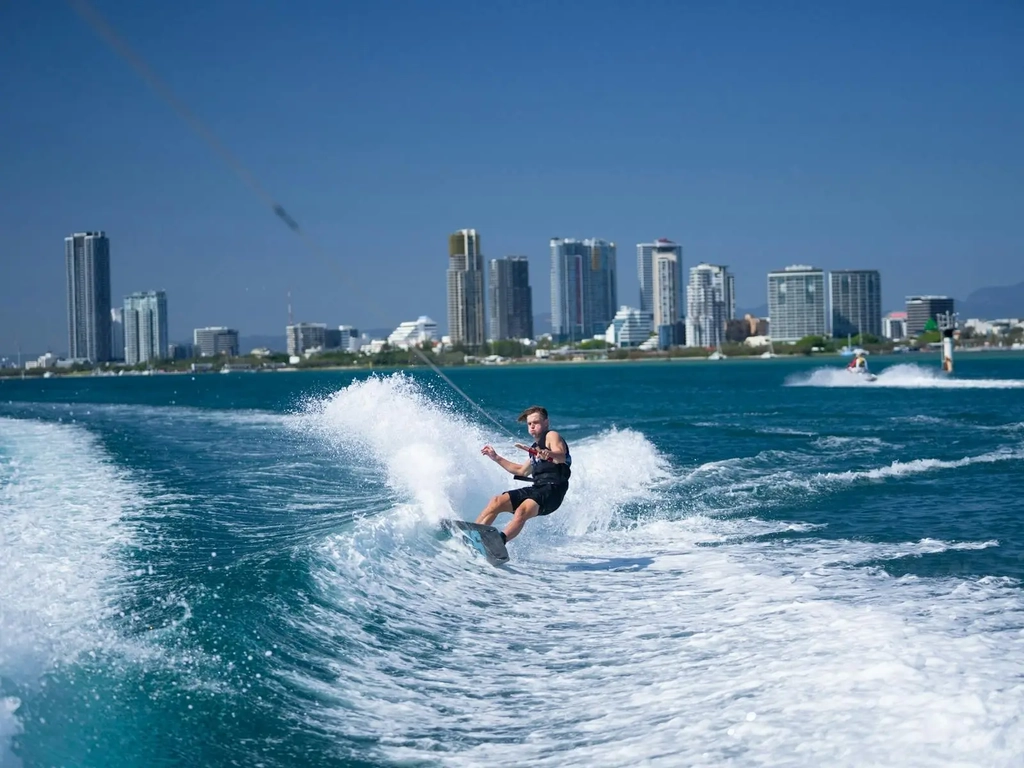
[1,0,1021,354]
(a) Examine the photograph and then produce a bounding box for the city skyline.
[1,3,1020,354]
[13,221,1016,356]
[15,225,1011,360]
[3,223,1001,364]
[15,217,1020,358]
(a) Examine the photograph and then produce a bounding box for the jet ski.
[847,366,877,382]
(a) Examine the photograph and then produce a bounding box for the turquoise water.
[2,355,1024,767]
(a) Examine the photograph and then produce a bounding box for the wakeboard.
[440,519,509,566]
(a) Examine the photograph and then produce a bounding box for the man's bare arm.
[481,445,532,476]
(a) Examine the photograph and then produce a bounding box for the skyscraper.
[489,256,534,341]
[905,296,955,337]
[685,264,735,348]
[110,307,125,362]
[829,270,882,338]
[550,238,617,342]
[584,239,617,337]
[652,246,684,331]
[767,265,826,342]
[551,238,583,342]
[123,291,169,365]
[637,239,683,320]
[65,232,112,362]
[446,229,485,349]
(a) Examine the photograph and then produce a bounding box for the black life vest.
[530,430,571,485]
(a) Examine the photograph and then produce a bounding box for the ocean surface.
[2,354,1024,767]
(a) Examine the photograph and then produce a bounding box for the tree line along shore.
[5,328,1021,378]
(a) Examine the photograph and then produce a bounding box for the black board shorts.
[505,482,569,517]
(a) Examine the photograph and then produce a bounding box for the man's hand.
[481,445,499,461]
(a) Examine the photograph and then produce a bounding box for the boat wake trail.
[788,362,1024,389]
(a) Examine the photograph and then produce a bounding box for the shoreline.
[3,346,1024,379]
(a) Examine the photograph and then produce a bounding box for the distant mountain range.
[957,280,1024,320]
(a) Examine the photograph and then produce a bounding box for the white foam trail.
[819,447,1024,484]
[301,511,1024,767]
[0,419,139,675]
[0,417,142,761]
[812,435,895,454]
[676,446,1024,514]
[788,362,1024,389]
[727,532,1001,572]
[893,414,949,425]
[758,426,817,437]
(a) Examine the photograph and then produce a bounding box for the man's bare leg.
[475,493,513,526]
[502,499,540,543]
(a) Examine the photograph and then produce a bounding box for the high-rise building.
[767,265,826,342]
[905,296,954,337]
[584,239,617,337]
[287,323,327,356]
[65,232,112,362]
[110,307,125,362]
[551,238,583,342]
[652,244,684,342]
[193,327,239,357]
[551,238,617,342]
[123,291,168,365]
[829,270,882,338]
[685,264,735,348]
[446,229,485,349]
[489,256,534,341]
[637,239,683,321]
